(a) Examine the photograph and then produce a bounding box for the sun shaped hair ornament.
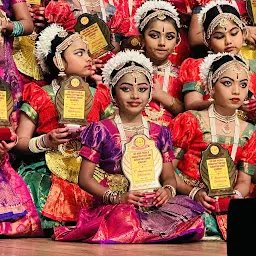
[134,0,181,31]
[102,49,154,86]
[197,0,239,28]
[35,23,65,73]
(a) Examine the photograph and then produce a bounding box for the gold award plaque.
[55,76,93,126]
[0,78,13,128]
[199,143,236,197]
[75,13,114,58]
[121,134,162,192]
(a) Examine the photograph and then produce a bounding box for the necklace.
[122,123,145,133]
[212,105,236,134]
[52,79,60,95]
[208,104,240,161]
[114,114,149,152]
[79,0,106,21]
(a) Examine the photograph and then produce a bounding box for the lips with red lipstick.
[128,101,141,107]
[230,98,240,103]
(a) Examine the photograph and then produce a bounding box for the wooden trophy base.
[0,128,11,141]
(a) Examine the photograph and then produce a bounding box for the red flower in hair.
[44,0,77,31]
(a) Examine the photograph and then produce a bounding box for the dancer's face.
[142,19,178,65]
[114,73,151,117]
[208,20,244,54]
[62,38,92,77]
[212,65,248,110]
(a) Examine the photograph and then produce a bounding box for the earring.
[172,48,177,55]
[55,52,66,77]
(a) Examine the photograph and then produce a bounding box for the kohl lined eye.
[138,87,149,93]
[231,31,239,37]
[221,80,232,87]
[149,33,159,39]
[120,87,130,92]
[240,82,248,88]
[166,34,175,40]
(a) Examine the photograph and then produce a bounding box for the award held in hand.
[55,76,93,132]
[75,13,114,60]
[121,134,163,206]
[199,143,236,214]
[0,79,13,141]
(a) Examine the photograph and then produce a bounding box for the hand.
[152,78,165,101]
[194,189,216,213]
[245,26,256,46]
[33,6,46,28]
[27,4,34,19]
[90,64,103,85]
[121,191,146,207]
[0,129,18,157]
[44,127,71,149]
[240,99,256,121]
[92,58,104,69]
[153,188,172,207]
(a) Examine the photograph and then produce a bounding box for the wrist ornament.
[189,187,202,200]
[103,190,124,204]
[162,184,176,197]
[28,134,50,153]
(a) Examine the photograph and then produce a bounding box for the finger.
[154,196,167,207]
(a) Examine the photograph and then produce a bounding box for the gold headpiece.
[55,33,88,76]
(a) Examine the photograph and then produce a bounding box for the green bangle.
[10,21,24,37]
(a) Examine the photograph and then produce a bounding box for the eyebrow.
[149,29,175,34]
[120,82,149,86]
[73,48,86,52]
[220,76,248,82]
[213,26,239,34]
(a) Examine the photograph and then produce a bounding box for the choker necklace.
[208,104,240,161]
[153,60,172,73]
[122,123,144,134]
[114,114,149,152]
[212,105,236,134]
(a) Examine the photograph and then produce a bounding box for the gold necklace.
[212,105,236,134]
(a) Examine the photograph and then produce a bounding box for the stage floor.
[0,238,227,256]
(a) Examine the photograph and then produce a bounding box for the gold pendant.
[222,123,231,134]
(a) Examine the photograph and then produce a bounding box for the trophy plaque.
[199,143,237,214]
[55,76,93,131]
[0,79,13,141]
[246,0,256,25]
[121,134,162,195]
[75,13,114,59]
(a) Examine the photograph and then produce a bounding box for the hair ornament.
[134,0,180,31]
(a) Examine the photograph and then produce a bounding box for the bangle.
[28,135,50,153]
[162,184,176,197]
[10,21,24,37]
[102,190,123,204]
[189,187,202,200]
[234,189,243,198]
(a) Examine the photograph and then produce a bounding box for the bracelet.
[10,21,24,37]
[162,184,176,197]
[234,189,243,198]
[189,187,202,200]
[28,135,50,153]
[102,189,123,204]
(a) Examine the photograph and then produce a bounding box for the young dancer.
[53,50,205,243]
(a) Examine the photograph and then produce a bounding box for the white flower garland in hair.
[35,23,65,73]
[102,50,153,86]
[134,0,180,30]
[197,0,239,29]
